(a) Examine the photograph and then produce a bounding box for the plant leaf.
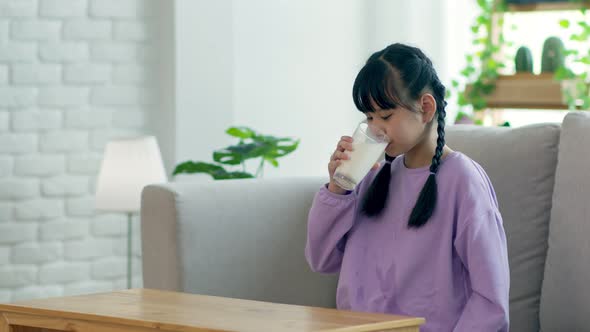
[226,127,256,139]
[172,161,225,176]
[560,19,570,28]
[171,161,255,180]
[264,157,279,167]
[214,171,255,180]
[214,141,271,165]
[265,140,300,158]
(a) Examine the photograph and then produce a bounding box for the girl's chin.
[385,145,399,157]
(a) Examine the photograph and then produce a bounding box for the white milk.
[333,139,387,190]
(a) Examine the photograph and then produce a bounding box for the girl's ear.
[420,93,437,124]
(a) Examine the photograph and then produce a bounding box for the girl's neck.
[403,130,452,169]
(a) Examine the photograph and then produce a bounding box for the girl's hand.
[327,136,380,194]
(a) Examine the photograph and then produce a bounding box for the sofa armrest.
[140,183,181,291]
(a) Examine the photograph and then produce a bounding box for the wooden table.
[0,288,424,332]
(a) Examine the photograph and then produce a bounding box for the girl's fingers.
[337,140,353,152]
[331,151,349,161]
[329,160,342,171]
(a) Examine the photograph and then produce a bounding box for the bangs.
[352,59,405,113]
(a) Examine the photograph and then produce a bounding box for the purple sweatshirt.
[305,151,509,331]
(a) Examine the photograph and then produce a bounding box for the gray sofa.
[141,112,590,332]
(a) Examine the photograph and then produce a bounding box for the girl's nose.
[368,122,387,138]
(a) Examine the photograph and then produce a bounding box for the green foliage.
[556,9,590,110]
[173,127,300,180]
[447,0,508,122]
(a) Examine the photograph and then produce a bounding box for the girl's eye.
[381,115,392,120]
[366,117,373,121]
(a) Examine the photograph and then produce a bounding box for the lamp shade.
[95,136,167,213]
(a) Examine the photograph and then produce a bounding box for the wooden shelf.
[466,73,587,110]
[505,1,590,12]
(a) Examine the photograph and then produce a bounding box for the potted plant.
[172,127,300,180]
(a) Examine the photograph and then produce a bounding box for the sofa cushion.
[540,112,590,331]
[446,122,561,332]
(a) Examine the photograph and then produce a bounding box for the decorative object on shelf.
[541,36,566,72]
[515,46,534,73]
[95,136,167,289]
[173,127,299,179]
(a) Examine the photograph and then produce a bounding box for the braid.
[361,154,395,217]
[408,78,447,228]
[430,81,447,174]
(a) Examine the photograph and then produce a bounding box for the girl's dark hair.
[353,43,448,228]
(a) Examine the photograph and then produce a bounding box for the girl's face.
[365,96,435,157]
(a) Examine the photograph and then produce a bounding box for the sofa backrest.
[540,112,590,331]
[141,177,338,308]
[446,122,561,332]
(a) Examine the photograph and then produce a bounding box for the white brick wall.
[11,20,61,41]
[12,64,62,84]
[0,87,37,107]
[39,42,89,62]
[14,155,65,176]
[64,64,111,83]
[0,66,8,83]
[0,0,156,302]
[39,0,86,18]
[0,113,9,132]
[12,242,62,264]
[0,0,37,18]
[63,20,111,40]
[12,110,62,131]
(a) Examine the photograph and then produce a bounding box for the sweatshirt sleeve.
[452,207,510,332]
[304,184,359,274]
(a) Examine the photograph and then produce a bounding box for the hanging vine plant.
[449,0,510,124]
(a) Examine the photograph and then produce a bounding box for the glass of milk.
[333,121,389,191]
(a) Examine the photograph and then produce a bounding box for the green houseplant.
[172,127,300,180]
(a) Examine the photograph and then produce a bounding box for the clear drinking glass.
[333,121,389,191]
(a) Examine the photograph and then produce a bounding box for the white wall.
[174,0,235,165]
[232,0,370,178]
[372,0,447,78]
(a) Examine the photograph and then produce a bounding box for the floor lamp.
[95,136,167,288]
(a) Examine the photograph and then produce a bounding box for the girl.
[305,43,510,331]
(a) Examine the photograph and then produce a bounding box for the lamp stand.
[127,212,133,289]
